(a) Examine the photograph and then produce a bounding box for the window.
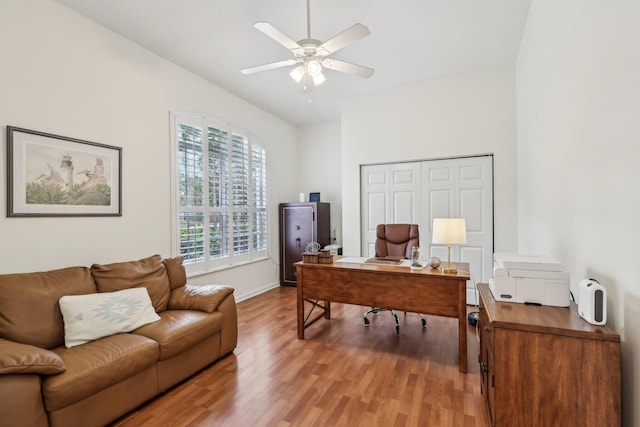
[171,114,267,273]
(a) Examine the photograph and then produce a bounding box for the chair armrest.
[0,338,65,375]
[168,284,234,313]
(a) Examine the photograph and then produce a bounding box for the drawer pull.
[480,362,488,373]
[484,325,490,332]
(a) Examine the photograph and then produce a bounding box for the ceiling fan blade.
[322,59,374,78]
[318,23,370,55]
[241,59,298,75]
[253,22,301,51]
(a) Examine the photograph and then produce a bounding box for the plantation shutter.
[172,114,268,272]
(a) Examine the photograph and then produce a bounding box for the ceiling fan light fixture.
[289,65,305,83]
[311,70,326,86]
[306,59,322,76]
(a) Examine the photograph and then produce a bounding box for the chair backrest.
[375,224,419,259]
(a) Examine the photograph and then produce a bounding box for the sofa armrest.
[168,284,234,313]
[0,338,65,375]
[0,374,50,427]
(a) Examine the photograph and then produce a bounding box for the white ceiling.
[53,0,532,126]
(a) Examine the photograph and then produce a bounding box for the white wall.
[296,122,342,245]
[0,0,297,300]
[517,1,640,425]
[341,66,519,256]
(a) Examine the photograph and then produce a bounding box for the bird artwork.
[75,158,107,193]
[35,164,65,188]
[27,155,111,206]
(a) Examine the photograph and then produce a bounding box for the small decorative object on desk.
[429,256,441,269]
[318,248,334,264]
[410,246,423,270]
[305,242,321,253]
[303,242,321,263]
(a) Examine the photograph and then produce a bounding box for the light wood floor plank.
[111,286,489,427]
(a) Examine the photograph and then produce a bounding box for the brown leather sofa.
[0,255,238,427]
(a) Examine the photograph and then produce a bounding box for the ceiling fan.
[240,0,374,93]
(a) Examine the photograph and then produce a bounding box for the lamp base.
[443,267,457,274]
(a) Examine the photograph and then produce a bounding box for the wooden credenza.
[477,283,621,427]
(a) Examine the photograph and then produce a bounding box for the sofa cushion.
[0,338,65,375]
[91,254,170,313]
[132,310,222,360]
[59,288,161,348]
[43,333,159,411]
[168,284,234,313]
[0,267,97,349]
[162,256,187,290]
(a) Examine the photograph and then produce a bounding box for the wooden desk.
[295,258,470,372]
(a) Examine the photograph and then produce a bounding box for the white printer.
[489,253,570,307]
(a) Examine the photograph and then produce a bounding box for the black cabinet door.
[279,202,330,286]
[282,205,314,283]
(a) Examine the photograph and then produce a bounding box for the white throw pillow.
[59,287,161,348]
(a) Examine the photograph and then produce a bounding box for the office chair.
[363,224,427,333]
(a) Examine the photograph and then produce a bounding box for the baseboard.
[235,282,280,302]
[466,288,478,305]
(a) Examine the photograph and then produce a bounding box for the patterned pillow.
[59,288,160,348]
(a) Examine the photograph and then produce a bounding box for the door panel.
[361,162,420,256]
[393,192,414,223]
[429,190,452,219]
[361,164,389,255]
[282,206,314,282]
[422,157,493,304]
[368,170,387,185]
[460,189,484,232]
[428,166,452,183]
[368,193,387,228]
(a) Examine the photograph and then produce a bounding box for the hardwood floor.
[111,286,490,427]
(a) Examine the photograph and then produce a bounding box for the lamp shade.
[432,218,467,244]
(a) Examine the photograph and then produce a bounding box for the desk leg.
[458,279,468,373]
[297,265,305,339]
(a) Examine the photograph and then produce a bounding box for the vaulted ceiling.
[54,0,532,126]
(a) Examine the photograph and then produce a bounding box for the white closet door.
[421,156,493,305]
[360,162,420,257]
[360,156,493,305]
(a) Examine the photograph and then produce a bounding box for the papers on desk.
[337,256,414,268]
[336,256,368,264]
[365,257,402,265]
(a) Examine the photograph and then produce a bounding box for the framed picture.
[6,126,122,217]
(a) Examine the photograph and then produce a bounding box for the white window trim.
[170,112,268,274]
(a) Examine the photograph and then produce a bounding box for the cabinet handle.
[484,326,490,332]
[480,362,488,373]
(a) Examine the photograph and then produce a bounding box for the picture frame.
[6,126,122,217]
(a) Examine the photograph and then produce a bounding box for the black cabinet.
[279,202,330,286]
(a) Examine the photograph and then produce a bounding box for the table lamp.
[432,218,467,274]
